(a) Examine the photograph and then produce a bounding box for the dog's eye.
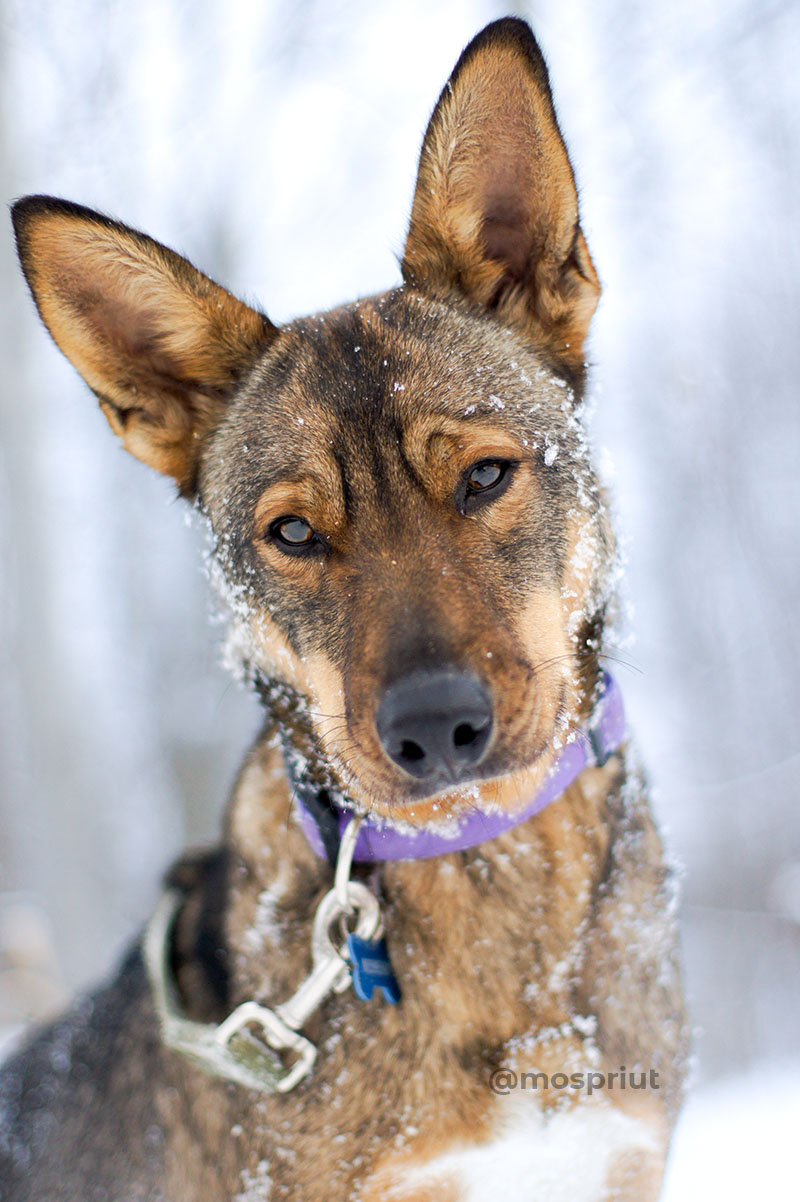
[459,460,514,513]
[269,516,318,551]
[468,461,505,492]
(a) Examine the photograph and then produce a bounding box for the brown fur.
[2,18,687,1202]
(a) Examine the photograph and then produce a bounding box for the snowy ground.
[662,1062,800,1200]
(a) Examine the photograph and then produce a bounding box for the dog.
[0,17,687,1201]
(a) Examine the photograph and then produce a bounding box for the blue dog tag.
[346,934,401,1004]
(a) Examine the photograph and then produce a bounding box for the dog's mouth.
[327,732,563,832]
[260,666,578,829]
[322,683,572,827]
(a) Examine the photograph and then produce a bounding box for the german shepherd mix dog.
[1,18,687,1202]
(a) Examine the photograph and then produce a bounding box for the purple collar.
[291,672,624,863]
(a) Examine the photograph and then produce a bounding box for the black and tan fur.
[0,19,687,1201]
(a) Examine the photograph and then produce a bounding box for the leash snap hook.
[144,816,395,1096]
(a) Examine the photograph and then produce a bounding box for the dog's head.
[12,19,614,823]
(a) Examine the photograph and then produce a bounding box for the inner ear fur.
[12,196,276,494]
[402,18,601,390]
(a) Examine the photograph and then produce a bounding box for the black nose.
[376,670,493,782]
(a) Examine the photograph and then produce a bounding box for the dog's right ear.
[402,18,600,390]
[12,196,276,495]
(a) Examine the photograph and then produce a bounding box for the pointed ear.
[12,196,276,494]
[402,18,600,389]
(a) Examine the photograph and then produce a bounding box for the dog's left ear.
[402,18,600,389]
[12,196,276,495]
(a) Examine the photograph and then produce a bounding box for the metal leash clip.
[145,818,381,1094]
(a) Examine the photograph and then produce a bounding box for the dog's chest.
[212,756,672,1202]
[359,1098,660,1202]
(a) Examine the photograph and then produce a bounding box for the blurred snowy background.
[1,0,798,1191]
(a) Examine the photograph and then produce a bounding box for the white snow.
[234,1158,273,1202]
[661,1061,800,1202]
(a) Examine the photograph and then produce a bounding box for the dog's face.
[202,295,611,817]
[12,20,610,822]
